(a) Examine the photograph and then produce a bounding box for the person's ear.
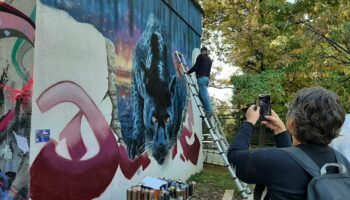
[286,117,295,134]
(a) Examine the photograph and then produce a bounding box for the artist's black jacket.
[187,53,212,78]
[227,122,341,200]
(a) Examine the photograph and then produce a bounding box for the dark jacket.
[227,122,346,200]
[187,53,212,78]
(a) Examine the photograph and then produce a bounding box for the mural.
[30,0,203,199]
[128,14,186,164]
[38,0,199,163]
[0,1,35,200]
[30,81,151,199]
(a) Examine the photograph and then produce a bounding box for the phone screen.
[259,94,271,120]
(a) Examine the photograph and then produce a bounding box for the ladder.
[175,51,252,199]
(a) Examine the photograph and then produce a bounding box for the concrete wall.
[29,0,203,199]
[0,1,35,199]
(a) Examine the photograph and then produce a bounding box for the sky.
[208,57,240,104]
[205,31,242,104]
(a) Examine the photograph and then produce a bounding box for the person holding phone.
[227,87,349,199]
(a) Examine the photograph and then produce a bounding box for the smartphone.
[258,94,271,121]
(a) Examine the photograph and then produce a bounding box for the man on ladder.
[186,46,213,118]
[175,49,252,199]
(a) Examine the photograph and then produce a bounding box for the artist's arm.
[187,55,201,74]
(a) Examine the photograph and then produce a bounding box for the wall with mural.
[30,0,203,199]
[0,1,35,199]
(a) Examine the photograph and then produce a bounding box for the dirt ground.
[192,181,231,200]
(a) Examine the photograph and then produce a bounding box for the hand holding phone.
[258,94,271,121]
[246,105,260,125]
[261,110,287,135]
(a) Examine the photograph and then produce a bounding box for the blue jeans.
[197,76,212,114]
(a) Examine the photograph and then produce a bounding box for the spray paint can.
[144,189,149,200]
[189,183,193,196]
[149,190,155,200]
[158,190,164,200]
[191,181,196,195]
[132,187,137,200]
[176,189,183,200]
[181,185,188,199]
[186,185,189,199]
[182,187,186,200]
[163,190,170,200]
[136,186,142,200]
[127,188,132,200]
[170,186,176,198]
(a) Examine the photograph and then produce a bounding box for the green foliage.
[200,0,350,142]
[232,70,287,105]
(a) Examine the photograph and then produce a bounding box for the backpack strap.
[281,147,320,177]
[333,149,350,174]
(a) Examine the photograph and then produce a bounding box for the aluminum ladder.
[175,51,252,199]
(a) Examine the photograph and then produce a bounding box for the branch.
[341,76,350,83]
[324,55,350,65]
[247,31,257,51]
[319,43,350,66]
[208,84,234,89]
[303,22,350,56]
[246,65,261,73]
[294,19,350,61]
[345,36,350,53]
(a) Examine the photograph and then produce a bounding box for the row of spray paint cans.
[127,181,196,200]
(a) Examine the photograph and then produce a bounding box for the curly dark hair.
[287,87,345,145]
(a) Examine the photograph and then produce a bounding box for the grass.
[187,164,239,200]
[189,164,235,189]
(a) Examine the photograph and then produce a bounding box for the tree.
[200,0,350,144]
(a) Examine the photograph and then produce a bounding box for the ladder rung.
[203,141,214,144]
[202,134,212,137]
